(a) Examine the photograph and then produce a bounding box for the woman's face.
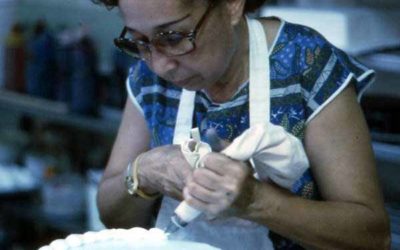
[119,0,243,91]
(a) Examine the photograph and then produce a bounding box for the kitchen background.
[0,0,399,249]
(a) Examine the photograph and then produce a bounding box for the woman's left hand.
[183,152,252,217]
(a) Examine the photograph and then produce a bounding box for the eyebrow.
[126,13,191,33]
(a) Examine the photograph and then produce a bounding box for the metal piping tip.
[164,214,188,235]
[164,221,180,235]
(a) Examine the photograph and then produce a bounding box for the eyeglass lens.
[120,33,195,60]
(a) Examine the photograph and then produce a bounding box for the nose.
[148,49,178,77]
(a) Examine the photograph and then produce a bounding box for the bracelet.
[125,154,161,200]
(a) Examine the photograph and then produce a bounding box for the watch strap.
[125,154,161,200]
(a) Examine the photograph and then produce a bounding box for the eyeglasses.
[114,2,214,61]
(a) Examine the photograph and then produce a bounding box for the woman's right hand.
[137,145,193,200]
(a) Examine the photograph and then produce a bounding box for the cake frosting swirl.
[39,227,220,250]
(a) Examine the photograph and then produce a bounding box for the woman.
[94,0,390,249]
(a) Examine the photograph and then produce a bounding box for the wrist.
[135,152,159,195]
[232,175,258,215]
[125,152,160,200]
[234,177,290,223]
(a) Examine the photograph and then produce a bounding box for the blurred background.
[0,0,399,249]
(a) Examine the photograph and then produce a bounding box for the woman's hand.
[183,152,252,216]
[138,145,193,200]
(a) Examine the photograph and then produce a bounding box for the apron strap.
[247,17,270,126]
[173,89,196,144]
[173,17,270,143]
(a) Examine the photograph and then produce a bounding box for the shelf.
[0,90,121,135]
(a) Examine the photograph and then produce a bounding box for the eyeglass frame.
[113,1,215,61]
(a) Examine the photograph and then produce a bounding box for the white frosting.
[82,231,98,243]
[65,235,83,247]
[148,228,168,240]
[39,227,220,250]
[39,227,169,250]
[49,239,69,250]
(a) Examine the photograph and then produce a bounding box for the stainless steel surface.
[373,142,400,203]
[359,49,400,99]
[359,49,400,205]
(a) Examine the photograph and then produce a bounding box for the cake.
[39,227,220,250]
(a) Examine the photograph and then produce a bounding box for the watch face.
[125,162,137,196]
[125,175,136,196]
[125,172,161,200]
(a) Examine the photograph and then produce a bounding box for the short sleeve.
[125,60,154,115]
[299,27,375,124]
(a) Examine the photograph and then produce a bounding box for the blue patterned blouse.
[127,20,374,249]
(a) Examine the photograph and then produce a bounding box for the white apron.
[155,18,275,250]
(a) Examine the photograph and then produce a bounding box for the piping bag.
[164,128,219,234]
[164,124,310,234]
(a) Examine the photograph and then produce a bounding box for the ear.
[225,0,246,26]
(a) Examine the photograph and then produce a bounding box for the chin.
[172,77,206,91]
[181,84,204,91]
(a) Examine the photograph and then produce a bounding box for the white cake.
[39,227,220,250]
